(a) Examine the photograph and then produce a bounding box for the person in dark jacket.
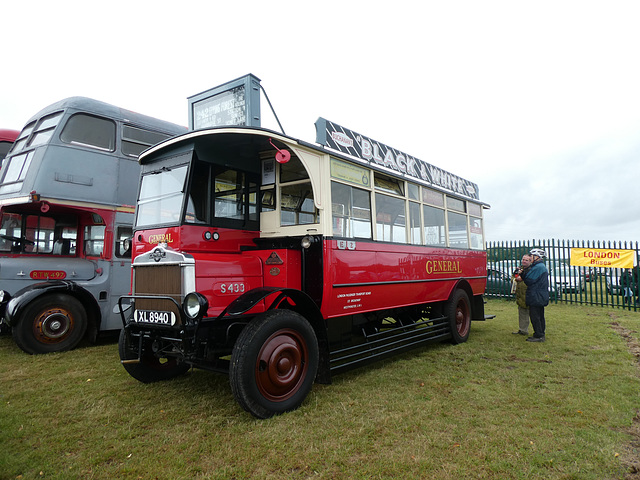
[518,248,549,342]
[620,269,636,305]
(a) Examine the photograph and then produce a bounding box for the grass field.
[1,299,639,479]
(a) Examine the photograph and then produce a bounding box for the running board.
[329,316,450,372]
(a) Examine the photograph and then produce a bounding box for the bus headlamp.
[183,292,208,320]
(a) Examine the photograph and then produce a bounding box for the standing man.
[512,254,532,335]
[620,269,635,305]
[518,248,549,342]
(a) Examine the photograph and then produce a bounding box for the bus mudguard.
[448,278,486,321]
[4,280,100,329]
[450,279,473,304]
[217,286,331,384]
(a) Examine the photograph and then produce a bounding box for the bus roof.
[23,97,187,135]
[140,125,487,205]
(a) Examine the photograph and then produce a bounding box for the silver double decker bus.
[0,97,185,354]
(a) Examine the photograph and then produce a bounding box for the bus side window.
[115,226,133,258]
[84,225,105,257]
[375,193,406,243]
[26,215,55,253]
[60,114,116,152]
[423,205,446,246]
[53,225,78,256]
[0,213,21,252]
[279,155,318,226]
[447,211,469,249]
[280,183,317,226]
[214,169,245,221]
[121,125,173,158]
[27,112,63,149]
[331,181,372,239]
[185,161,210,224]
[0,151,34,194]
[469,217,483,250]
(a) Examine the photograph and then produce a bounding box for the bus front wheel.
[446,289,471,344]
[230,310,319,419]
[12,294,87,354]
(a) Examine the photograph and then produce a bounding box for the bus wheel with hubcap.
[446,289,471,344]
[230,309,319,419]
[118,329,190,383]
[12,294,87,354]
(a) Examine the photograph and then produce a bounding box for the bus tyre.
[230,310,319,419]
[118,329,190,383]
[12,294,87,354]
[446,289,471,344]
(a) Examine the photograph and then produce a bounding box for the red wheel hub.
[455,301,470,337]
[255,328,308,402]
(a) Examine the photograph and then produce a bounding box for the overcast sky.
[2,1,639,244]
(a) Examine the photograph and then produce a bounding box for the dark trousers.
[529,305,546,338]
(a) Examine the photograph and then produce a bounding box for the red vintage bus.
[119,118,488,418]
[0,129,19,163]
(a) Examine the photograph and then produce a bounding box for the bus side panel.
[191,249,301,318]
[321,239,486,319]
[192,254,264,317]
[251,249,302,290]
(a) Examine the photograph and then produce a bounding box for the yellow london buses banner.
[570,248,634,269]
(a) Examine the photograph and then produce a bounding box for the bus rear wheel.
[118,329,190,383]
[446,289,471,344]
[230,310,319,419]
[12,294,87,354]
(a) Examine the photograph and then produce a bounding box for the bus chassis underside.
[120,299,463,376]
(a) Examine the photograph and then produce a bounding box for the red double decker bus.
[119,116,489,418]
[0,129,19,163]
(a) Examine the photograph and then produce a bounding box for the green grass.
[1,300,639,479]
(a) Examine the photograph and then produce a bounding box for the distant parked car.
[584,268,598,282]
[485,268,513,297]
[549,263,585,293]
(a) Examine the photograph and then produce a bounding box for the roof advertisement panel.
[315,117,479,200]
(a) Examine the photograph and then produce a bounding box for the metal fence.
[486,239,640,311]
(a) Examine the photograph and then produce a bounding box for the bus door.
[105,223,133,330]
